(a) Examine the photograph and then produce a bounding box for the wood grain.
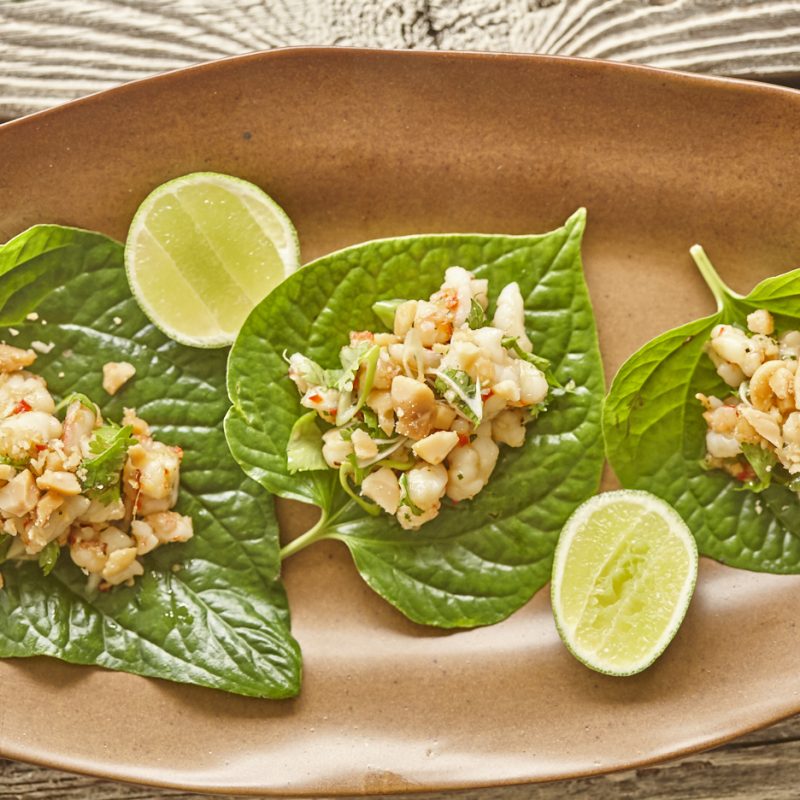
[2,2,800,797]
[2,715,800,799]
[1,0,800,119]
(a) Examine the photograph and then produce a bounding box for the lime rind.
[125,172,299,349]
[551,489,698,677]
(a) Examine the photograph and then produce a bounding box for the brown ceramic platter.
[1,48,800,795]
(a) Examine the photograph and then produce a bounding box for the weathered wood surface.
[2,714,800,799]
[1,0,800,119]
[2,0,800,797]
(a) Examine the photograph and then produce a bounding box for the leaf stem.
[280,513,330,560]
[690,244,742,312]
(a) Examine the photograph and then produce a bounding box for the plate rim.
[1,45,800,795]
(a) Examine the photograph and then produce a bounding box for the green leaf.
[371,299,404,330]
[38,540,60,576]
[82,423,136,503]
[466,298,487,328]
[337,345,380,425]
[604,246,800,574]
[287,412,327,474]
[502,335,563,389]
[288,352,339,389]
[433,368,482,424]
[0,225,301,698]
[740,442,778,493]
[226,210,605,628]
[56,392,97,414]
[335,342,370,392]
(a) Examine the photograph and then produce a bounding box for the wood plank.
[1,0,800,119]
[2,2,800,797]
[3,715,800,799]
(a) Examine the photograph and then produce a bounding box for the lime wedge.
[551,490,698,676]
[125,172,299,347]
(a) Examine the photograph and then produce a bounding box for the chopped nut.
[35,490,65,526]
[391,375,435,440]
[412,431,459,465]
[102,361,136,395]
[0,344,36,373]
[36,469,82,496]
[30,341,55,355]
[351,429,378,460]
[0,469,40,517]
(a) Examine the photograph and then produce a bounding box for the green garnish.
[81,423,137,504]
[38,540,60,576]
[466,298,486,328]
[433,368,482,424]
[371,299,405,330]
[286,412,327,474]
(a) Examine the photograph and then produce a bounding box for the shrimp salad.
[0,344,192,590]
[697,309,800,493]
[287,267,558,530]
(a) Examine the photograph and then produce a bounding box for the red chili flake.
[12,399,31,415]
[35,444,46,451]
[308,393,322,403]
[481,388,494,401]
[329,409,337,418]
[457,433,470,447]
[735,464,755,483]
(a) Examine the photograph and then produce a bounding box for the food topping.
[286,268,558,529]
[102,361,137,395]
[0,345,192,588]
[698,309,800,492]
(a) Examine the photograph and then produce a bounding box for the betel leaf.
[604,246,800,573]
[0,225,301,697]
[226,210,604,628]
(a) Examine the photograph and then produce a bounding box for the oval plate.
[1,48,799,795]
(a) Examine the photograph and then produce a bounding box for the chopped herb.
[38,540,60,576]
[466,298,486,328]
[55,391,96,414]
[399,472,424,515]
[337,345,380,425]
[502,336,562,389]
[286,412,327,474]
[371,299,406,330]
[739,442,778,493]
[338,463,381,516]
[336,342,371,392]
[433,368,482,424]
[82,423,137,504]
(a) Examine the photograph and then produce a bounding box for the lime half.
[551,490,698,676]
[125,172,299,347]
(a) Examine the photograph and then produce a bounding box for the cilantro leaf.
[82,423,137,504]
